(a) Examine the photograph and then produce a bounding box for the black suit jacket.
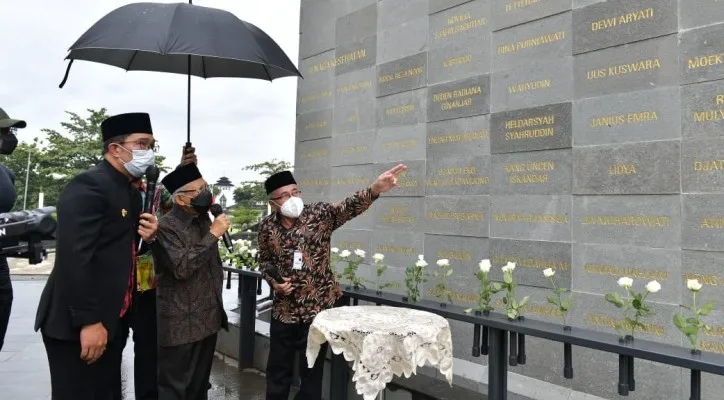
[34,160,162,341]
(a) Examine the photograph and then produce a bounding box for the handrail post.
[238,273,258,369]
[330,296,351,400]
[488,327,508,400]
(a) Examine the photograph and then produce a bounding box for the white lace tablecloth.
[306,305,453,400]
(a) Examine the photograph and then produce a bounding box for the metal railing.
[222,267,724,400]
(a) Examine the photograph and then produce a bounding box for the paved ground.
[7,252,54,275]
[0,276,270,400]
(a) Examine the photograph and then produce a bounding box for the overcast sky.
[0,0,300,184]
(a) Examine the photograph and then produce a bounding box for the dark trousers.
[158,333,218,400]
[43,317,129,400]
[125,289,158,400]
[0,268,12,352]
[266,319,328,400]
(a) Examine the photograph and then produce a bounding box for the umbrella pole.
[186,0,192,148]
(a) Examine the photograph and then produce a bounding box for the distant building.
[214,176,235,208]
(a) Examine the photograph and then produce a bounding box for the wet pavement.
[0,276,271,400]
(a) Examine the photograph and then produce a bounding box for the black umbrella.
[59,1,302,146]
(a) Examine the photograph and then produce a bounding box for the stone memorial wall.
[294,0,724,398]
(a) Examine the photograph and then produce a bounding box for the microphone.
[209,204,233,253]
[266,264,285,284]
[143,165,160,214]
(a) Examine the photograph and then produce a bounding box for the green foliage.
[545,273,573,326]
[219,238,259,270]
[373,258,398,292]
[233,159,292,205]
[2,108,168,210]
[499,264,529,320]
[331,250,366,288]
[464,265,502,314]
[430,260,454,304]
[673,288,714,351]
[230,206,261,229]
[404,257,428,302]
[605,283,657,339]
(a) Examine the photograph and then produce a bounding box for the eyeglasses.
[120,139,159,152]
[270,190,302,202]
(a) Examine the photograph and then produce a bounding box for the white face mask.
[118,145,155,178]
[280,196,304,218]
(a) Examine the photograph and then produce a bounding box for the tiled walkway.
[0,277,269,400]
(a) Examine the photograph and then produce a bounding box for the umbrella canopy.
[59,1,302,143]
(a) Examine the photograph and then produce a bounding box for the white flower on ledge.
[249,249,258,258]
[502,262,516,273]
[479,259,491,273]
[339,249,351,258]
[436,259,450,267]
[687,279,703,292]
[645,280,661,293]
[331,247,339,254]
[415,257,428,268]
[354,249,366,258]
[617,277,633,288]
[543,268,555,278]
[373,253,385,263]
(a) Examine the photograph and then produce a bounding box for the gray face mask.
[117,145,155,178]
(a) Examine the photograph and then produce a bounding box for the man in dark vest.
[0,107,26,352]
[35,112,164,400]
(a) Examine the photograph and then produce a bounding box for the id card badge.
[293,251,303,270]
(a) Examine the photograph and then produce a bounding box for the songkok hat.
[264,171,297,195]
[0,107,27,129]
[101,112,153,142]
[161,163,203,194]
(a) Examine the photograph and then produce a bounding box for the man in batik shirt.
[258,164,407,400]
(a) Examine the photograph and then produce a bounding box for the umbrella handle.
[184,142,193,153]
[58,59,75,89]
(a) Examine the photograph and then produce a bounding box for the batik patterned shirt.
[258,188,376,324]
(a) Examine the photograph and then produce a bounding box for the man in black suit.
[35,112,164,400]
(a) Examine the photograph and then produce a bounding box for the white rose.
[645,280,661,293]
[687,279,703,292]
[617,277,633,288]
[373,253,385,263]
[240,246,249,253]
[331,247,339,254]
[415,259,428,268]
[339,250,351,258]
[437,259,450,267]
[354,249,366,258]
[479,259,491,273]
[418,254,425,261]
[502,262,516,273]
[249,249,258,258]
[543,268,555,278]
[233,239,242,245]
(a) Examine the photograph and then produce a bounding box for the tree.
[230,206,261,229]
[1,139,49,210]
[233,159,292,205]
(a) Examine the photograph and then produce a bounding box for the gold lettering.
[505,0,542,12]
[492,213,568,224]
[683,273,720,287]
[581,215,672,227]
[376,244,417,255]
[428,131,489,145]
[504,114,556,141]
[591,112,659,127]
[585,264,669,281]
[694,160,724,172]
[700,218,724,229]
[508,79,551,94]
[492,256,569,272]
[379,66,425,84]
[385,104,416,115]
[434,14,487,40]
[693,109,724,122]
[496,31,566,55]
[380,206,415,225]
[700,340,724,354]
[337,80,372,94]
[688,54,724,70]
[431,86,482,111]
[427,211,485,221]
[339,145,367,155]
[591,8,654,32]
[382,140,417,150]
[300,149,330,159]
[584,313,665,336]
[308,48,367,75]
[299,179,329,187]
[504,161,555,185]
[608,164,637,175]
[587,59,661,80]
[717,95,724,105]
[443,54,473,68]
[304,120,328,131]
[336,241,363,250]
[335,177,371,186]
[299,89,332,104]
[437,250,472,261]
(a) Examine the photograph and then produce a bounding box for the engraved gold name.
[505,0,542,12]
[585,264,669,280]
[503,161,556,184]
[591,8,654,32]
[497,31,566,55]
[429,131,488,145]
[581,215,671,227]
[434,13,487,40]
[378,66,424,84]
[585,313,664,336]
[300,149,329,159]
[304,120,328,131]
[508,79,551,94]
[444,54,473,68]
[505,114,555,141]
[337,80,372,94]
[492,256,569,271]
[591,111,659,127]
[432,86,482,111]
[308,49,367,75]
[688,53,724,70]
[493,213,568,224]
[385,104,416,115]
[587,58,661,80]
[300,89,332,104]
[608,164,637,175]
[427,211,485,221]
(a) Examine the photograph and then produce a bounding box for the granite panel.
[297,82,335,115]
[331,131,375,167]
[425,154,491,196]
[679,0,724,30]
[331,229,373,256]
[424,234,488,277]
[424,195,490,237]
[682,194,724,252]
[296,108,333,141]
[681,250,724,308]
[427,32,492,85]
[331,165,375,200]
[487,238,572,289]
[572,141,681,195]
[571,195,681,248]
[682,138,724,194]
[373,160,427,197]
[492,12,572,72]
[573,0,606,8]
[572,0,677,55]
[334,35,377,77]
[679,23,724,85]
[427,75,491,122]
[334,67,376,135]
[489,195,571,242]
[379,0,429,32]
[294,138,332,170]
[335,3,377,46]
[373,197,426,232]
[429,1,491,50]
[491,149,572,195]
[376,52,428,97]
[572,87,682,146]
[491,57,573,112]
[300,49,337,87]
[573,34,679,99]
[681,79,724,140]
[374,124,427,164]
[426,114,490,156]
[429,0,474,15]
[294,167,332,197]
[299,0,336,59]
[492,0,571,31]
[378,17,429,64]
[376,88,427,128]
[370,230,425,270]
[490,102,572,153]
[572,243,682,304]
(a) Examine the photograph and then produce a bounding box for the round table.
[306,305,454,400]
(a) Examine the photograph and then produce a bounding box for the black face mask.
[190,189,213,214]
[0,132,18,155]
